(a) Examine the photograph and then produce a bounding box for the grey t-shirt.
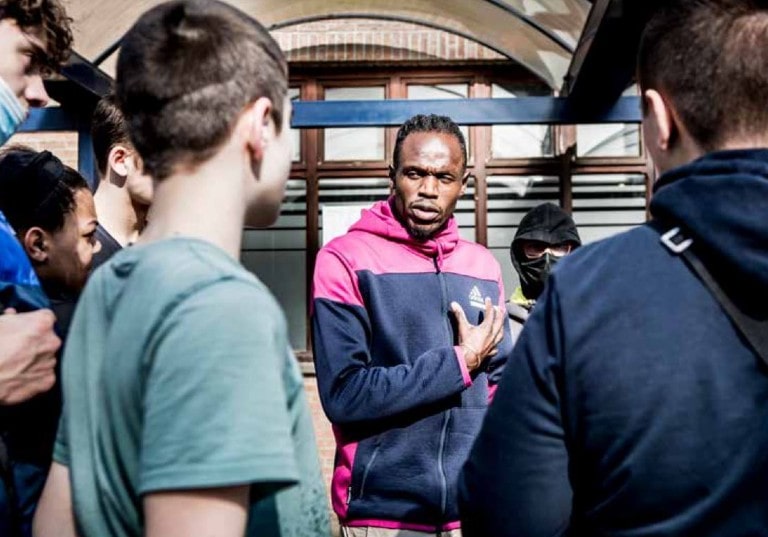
[55,237,329,536]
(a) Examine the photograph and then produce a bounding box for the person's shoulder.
[131,238,247,277]
[551,223,666,293]
[320,228,380,257]
[317,229,395,274]
[456,237,498,259]
[103,238,264,303]
[562,224,659,268]
[451,238,504,278]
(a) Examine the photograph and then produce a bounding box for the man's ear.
[387,165,397,192]
[460,170,470,196]
[245,97,275,162]
[642,89,678,153]
[22,227,49,263]
[107,145,132,180]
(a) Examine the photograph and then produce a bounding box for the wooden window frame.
[287,65,647,352]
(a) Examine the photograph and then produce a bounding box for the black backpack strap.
[659,226,768,367]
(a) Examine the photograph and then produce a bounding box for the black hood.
[510,203,582,273]
[651,148,768,292]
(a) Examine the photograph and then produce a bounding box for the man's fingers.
[451,301,467,325]
[34,353,57,370]
[482,298,494,325]
[38,333,61,356]
[3,308,16,315]
[491,306,505,343]
[484,299,499,335]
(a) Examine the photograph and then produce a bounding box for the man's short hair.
[90,92,131,177]
[0,0,73,71]
[115,0,288,180]
[0,146,89,233]
[638,0,768,151]
[392,114,467,173]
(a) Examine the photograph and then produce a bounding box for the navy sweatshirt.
[313,199,512,531]
[460,149,768,536]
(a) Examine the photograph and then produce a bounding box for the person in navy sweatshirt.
[312,114,511,536]
[460,1,768,536]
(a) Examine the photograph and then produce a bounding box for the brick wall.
[274,19,505,63]
[5,131,79,170]
[303,373,340,534]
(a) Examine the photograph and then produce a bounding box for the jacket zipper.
[434,251,451,518]
[437,412,450,516]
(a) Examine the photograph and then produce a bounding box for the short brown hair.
[0,0,73,71]
[90,92,131,177]
[638,0,768,151]
[115,0,288,180]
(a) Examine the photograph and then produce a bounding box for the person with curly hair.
[0,2,73,536]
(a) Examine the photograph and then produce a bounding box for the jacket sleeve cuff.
[454,345,473,387]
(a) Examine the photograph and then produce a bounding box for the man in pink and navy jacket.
[312,114,512,536]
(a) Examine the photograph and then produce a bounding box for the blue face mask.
[0,76,26,145]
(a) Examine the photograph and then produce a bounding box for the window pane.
[576,124,641,157]
[486,175,560,295]
[491,84,553,159]
[240,179,307,350]
[289,87,301,162]
[575,85,641,157]
[318,178,390,245]
[571,174,647,243]
[455,177,476,242]
[407,84,471,156]
[324,87,385,161]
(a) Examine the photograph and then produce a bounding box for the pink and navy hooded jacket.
[311,198,513,531]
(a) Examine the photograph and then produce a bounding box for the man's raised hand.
[451,297,505,372]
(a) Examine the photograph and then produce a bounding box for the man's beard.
[404,214,450,242]
[405,222,434,242]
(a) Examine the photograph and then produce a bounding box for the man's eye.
[25,52,53,77]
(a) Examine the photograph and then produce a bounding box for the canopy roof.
[66,0,591,89]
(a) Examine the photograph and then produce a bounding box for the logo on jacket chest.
[469,285,485,309]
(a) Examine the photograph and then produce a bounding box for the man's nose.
[419,176,439,197]
[24,75,50,108]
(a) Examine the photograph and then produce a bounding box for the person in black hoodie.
[461,1,768,536]
[507,202,581,340]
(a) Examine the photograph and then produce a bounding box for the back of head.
[392,114,467,172]
[91,92,131,178]
[115,0,288,180]
[0,0,73,70]
[0,145,88,233]
[638,0,768,151]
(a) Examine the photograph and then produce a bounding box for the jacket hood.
[348,197,460,262]
[651,148,768,290]
[510,202,581,275]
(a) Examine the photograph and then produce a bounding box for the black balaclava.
[511,202,581,301]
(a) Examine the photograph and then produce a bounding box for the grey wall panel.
[240,250,307,350]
